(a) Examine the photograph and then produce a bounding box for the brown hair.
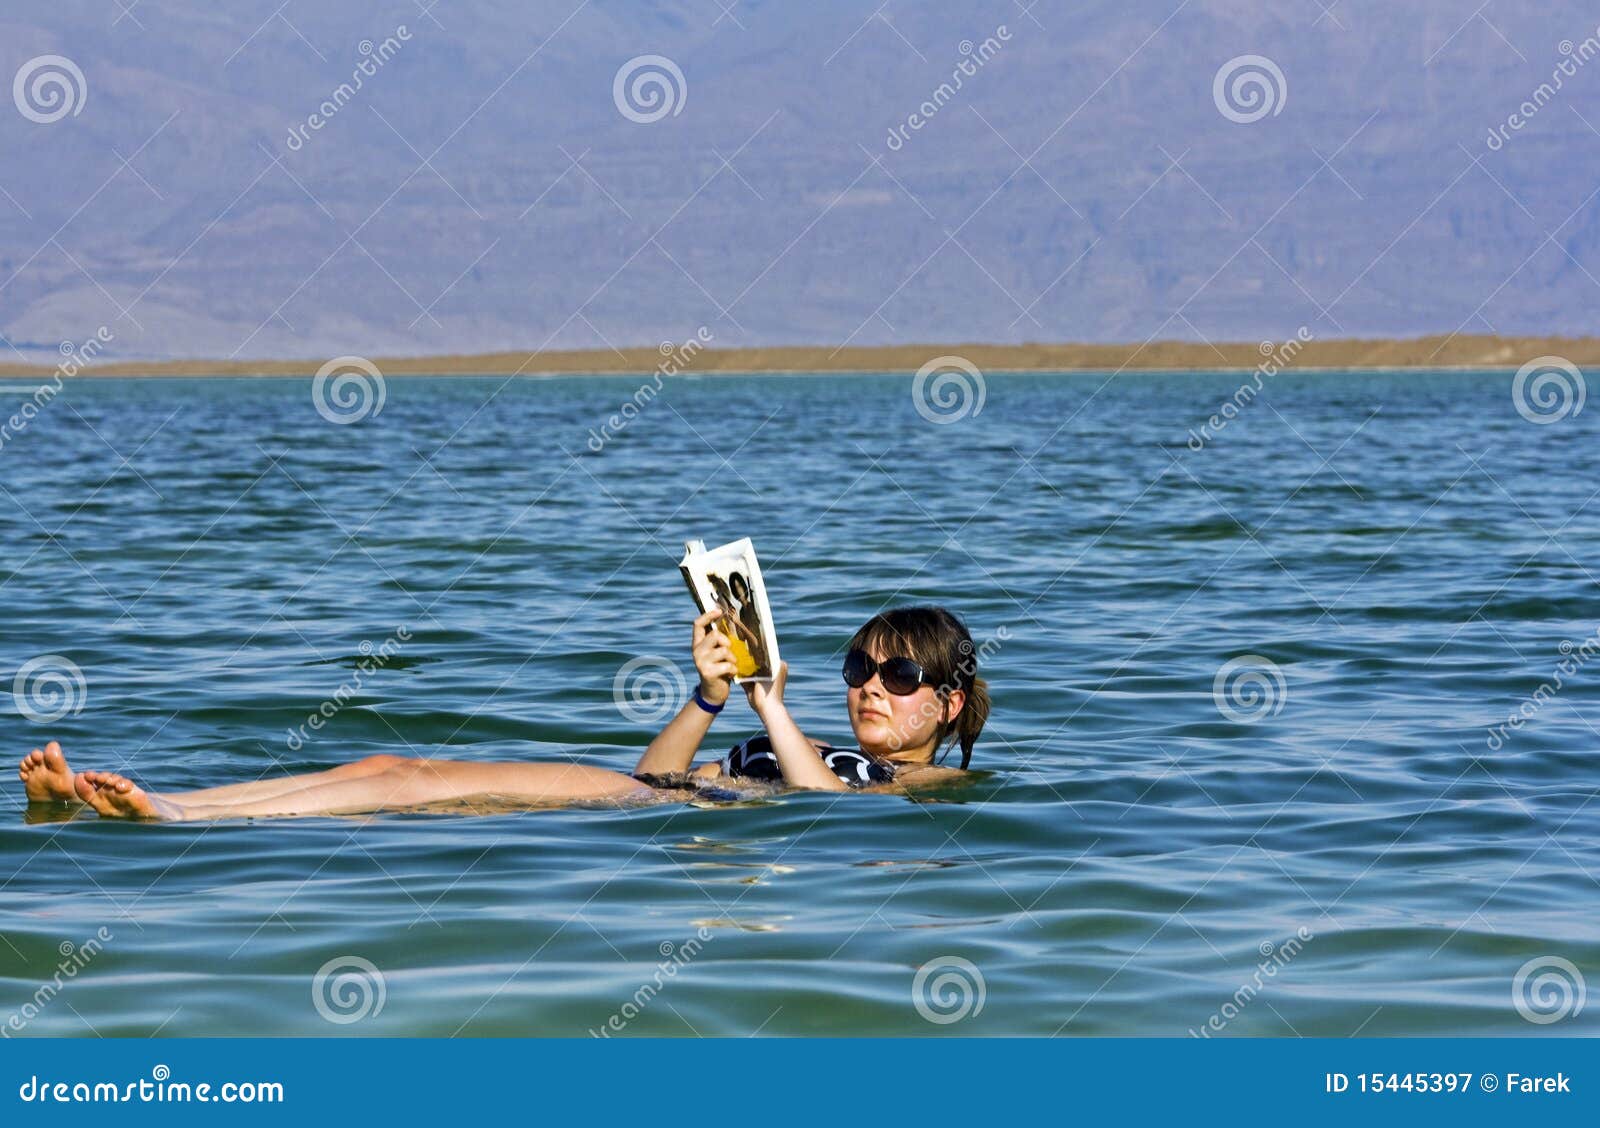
[845,606,992,769]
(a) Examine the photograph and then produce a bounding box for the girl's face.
[846,644,964,761]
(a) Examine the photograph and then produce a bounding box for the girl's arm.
[745,663,848,792]
[634,609,737,777]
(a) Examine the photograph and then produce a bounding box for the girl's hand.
[743,660,788,715]
[692,608,737,706]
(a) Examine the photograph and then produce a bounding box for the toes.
[43,743,66,771]
[73,774,97,804]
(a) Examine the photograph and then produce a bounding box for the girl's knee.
[356,753,409,772]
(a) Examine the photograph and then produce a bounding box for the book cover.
[678,536,780,683]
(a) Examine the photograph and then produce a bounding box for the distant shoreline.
[5,334,1598,378]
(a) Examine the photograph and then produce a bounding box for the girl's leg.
[76,758,650,821]
[20,744,407,808]
[162,754,408,806]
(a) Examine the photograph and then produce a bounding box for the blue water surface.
[0,370,1595,1036]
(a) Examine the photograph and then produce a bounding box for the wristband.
[692,687,726,715]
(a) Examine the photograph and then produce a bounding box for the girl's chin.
[853,723,904,755]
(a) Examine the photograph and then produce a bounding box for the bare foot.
[75,771,181,820]
[19,741,78,803]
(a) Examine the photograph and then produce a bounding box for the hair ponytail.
[950,673,990,769]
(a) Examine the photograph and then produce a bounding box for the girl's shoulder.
[865,762,967,791]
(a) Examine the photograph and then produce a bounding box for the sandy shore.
[5,334,1598,378]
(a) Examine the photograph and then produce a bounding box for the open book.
[679,537,780,683]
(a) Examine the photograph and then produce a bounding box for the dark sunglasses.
[842,649,933,696]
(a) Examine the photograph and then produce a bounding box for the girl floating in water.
[16,606,990,821]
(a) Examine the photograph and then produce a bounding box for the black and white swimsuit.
[721,733,896,789]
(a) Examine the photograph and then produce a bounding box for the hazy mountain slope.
[0,0,1594,360]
